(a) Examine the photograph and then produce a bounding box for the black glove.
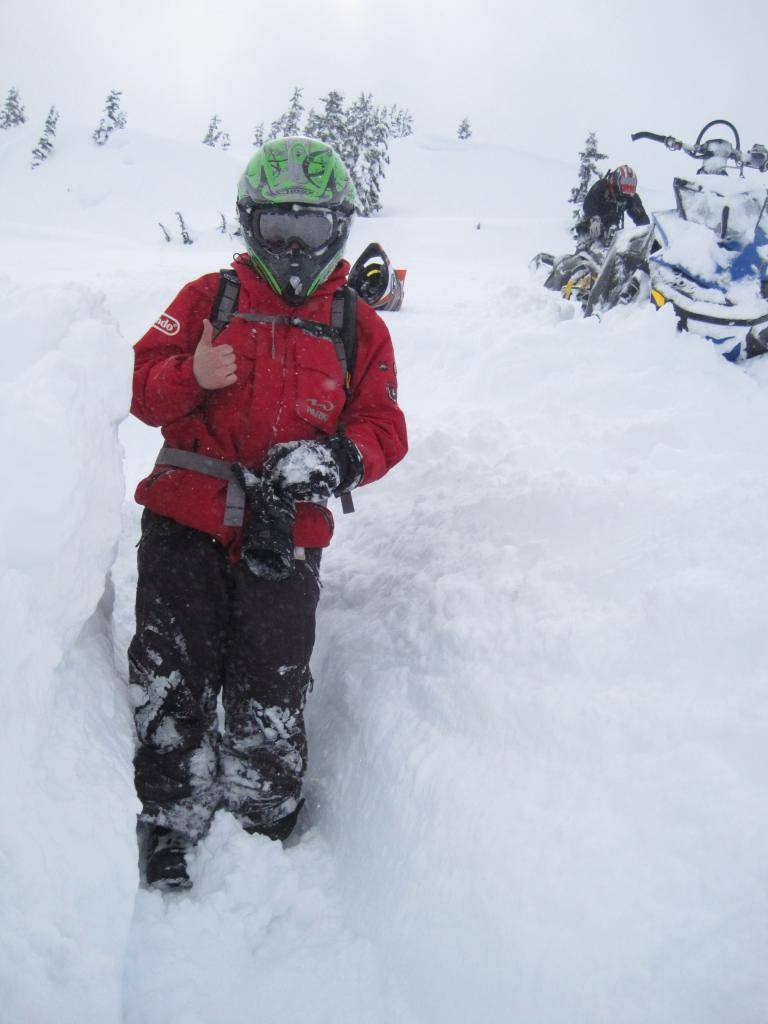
[265,435,364,501]
[326,432,364,493]
[231,464,295,581]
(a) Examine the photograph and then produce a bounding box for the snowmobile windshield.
[675,179,768,245]
[254,207,339,253]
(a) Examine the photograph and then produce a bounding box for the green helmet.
[236,136,357,305]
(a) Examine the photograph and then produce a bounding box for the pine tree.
[388,105,413,139]
[268,87,304,140]
[305,91,347,154]
[0,87,26,129]
[203,115,222,147]
[252,122,265,147]
[93,89,127,145]
[345,93,391,217]
[457,118,472,140]
[30,106,59,168]
[569,130,608,228]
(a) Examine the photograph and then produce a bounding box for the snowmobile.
[630,120,768,360]
[535,119,768,361]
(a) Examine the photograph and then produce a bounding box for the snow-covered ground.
[1,125,767,1024]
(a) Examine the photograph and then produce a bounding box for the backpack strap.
[210,269,240,336]
[333,287,359,516]
[331,286,358,398]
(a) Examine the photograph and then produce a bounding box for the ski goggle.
[252,207,341,252]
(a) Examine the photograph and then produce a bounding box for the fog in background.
[4,0,765,166]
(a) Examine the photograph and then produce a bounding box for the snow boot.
[145,826,193,890]
[245,798,305,843]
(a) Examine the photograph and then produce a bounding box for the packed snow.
[1,122,767,1024]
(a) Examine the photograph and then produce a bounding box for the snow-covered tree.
[203,115,222,147]
[388,105,413,139]
[0,87,26,129]
[202,116,231,150]
[457,118,472,141]
[93,90,127,146]
[305,90,347,154]
[345,93,391,217]
[31,106,59,168]
[569,130,608,227]
[252,122,265,147]
[268,87,304,140]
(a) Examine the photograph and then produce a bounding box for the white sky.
[3,0,767,162]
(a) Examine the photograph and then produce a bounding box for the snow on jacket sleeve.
[131,279,213,427]
[340,302,408,487]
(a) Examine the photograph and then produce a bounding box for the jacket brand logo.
[298,397,336,424]
[153,314,180,336]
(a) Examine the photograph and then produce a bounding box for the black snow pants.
[128,510,321,842]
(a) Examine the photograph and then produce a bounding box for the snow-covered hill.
[2,125,767,1024]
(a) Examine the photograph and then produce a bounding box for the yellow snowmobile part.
[651,289,667,309]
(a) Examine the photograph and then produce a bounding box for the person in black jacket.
[577,165,650,244]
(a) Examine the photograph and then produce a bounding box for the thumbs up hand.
[192,319,237,389]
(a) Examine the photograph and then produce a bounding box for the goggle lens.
[255,209,336,251]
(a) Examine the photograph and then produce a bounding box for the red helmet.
[610,165,638,196]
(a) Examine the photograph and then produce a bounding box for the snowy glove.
[231,464,296,580]
[325,432,364,494]
[589,216,603,240]
[264,439,341,503]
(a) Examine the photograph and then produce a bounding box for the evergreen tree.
[220,131,231,151]
[268,87,304,139]
[305,90,347,153]
[345,93,391,217]
[569,130,608,227]
[93,89,127,145]
[387,105,413,139]
[457,117,472,140]
[0,87,26,129]
[30,106,59,168]
[203,114,222,147]
[252,122,265,147]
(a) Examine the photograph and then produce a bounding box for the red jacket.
[132,256,407,553]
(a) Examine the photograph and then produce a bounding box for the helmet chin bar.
[286,275,305,303]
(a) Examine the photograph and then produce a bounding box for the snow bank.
[0,278,137,1023]
[310,291,768,1023]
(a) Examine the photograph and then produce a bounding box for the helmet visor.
[254,208,337,252]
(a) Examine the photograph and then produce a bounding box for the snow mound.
[0,279,137,1023]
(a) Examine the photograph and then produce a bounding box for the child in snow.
[129,137,407,889]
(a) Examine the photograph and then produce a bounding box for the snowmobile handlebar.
[631,130,768,173]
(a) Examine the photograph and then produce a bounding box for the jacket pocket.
[293,334,346,434]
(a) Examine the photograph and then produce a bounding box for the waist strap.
[155,446,246,526]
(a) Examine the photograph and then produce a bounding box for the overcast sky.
[3,0,766,162]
